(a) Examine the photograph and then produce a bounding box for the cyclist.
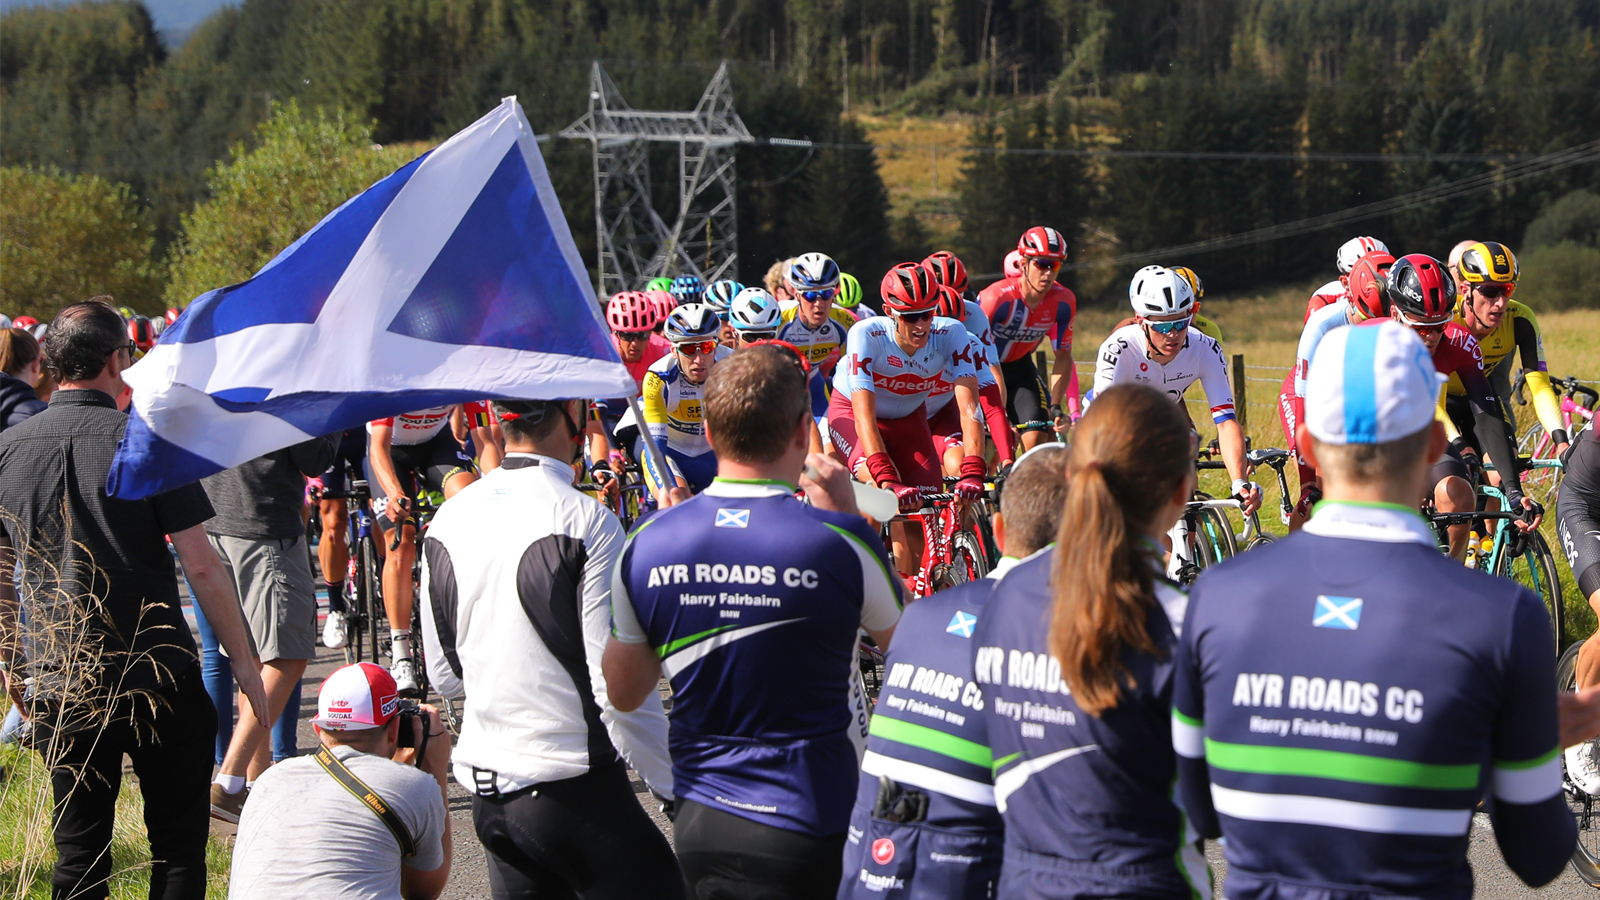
[314,429,372,649]
[1171,266,1224,343]
[1002,250,1022,280]
[705,279,744,348]
[368,406,480,692]
[1449,241,1570,461]
[587,292,670,485]
[670,274,706,307]
[924,251,1003,382]
[645,289,675,334]
[1095,265,1262,517]
[646,276,674,293]
[926,285,1013,475]
[1562,427,1600,789]
[775,253,856,419]
[728,286,782,346]
[978,227,1078,450]
[1304,235,1388,322]
[834,272,869,319]
[639,304,730,505]
[1281,251,1393,525]
[1368,254,1540,558]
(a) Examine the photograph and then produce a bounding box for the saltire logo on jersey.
[715,508,751,528]
[946,610,978,638]
[107,97,631,500]
[1313,595,1363,630]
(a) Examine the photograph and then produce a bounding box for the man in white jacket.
[420,397,680,900]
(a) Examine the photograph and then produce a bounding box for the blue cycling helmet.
[704,280,744,315]
[785,252,841,292]
[662,303,722,343]
[670,275,706,304]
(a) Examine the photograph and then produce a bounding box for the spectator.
[418,397,680,899]
[0,326,48,430]
[203,433,338,822]
[606,345,902,900]
[0,299,266,900]
[974,383,1209,897]
[839,442,1066,899]
[765,258,795,302]
[1174,322,1600,896]
[229,662,451,900]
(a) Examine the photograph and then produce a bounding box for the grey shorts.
[208,533,318,662]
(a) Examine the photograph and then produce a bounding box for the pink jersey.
[621,334,672,388]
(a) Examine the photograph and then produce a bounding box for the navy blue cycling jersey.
[1174,501,1572,900]
[611,479,902,836]
[841,578,1004,900]
[975,550,1209,899]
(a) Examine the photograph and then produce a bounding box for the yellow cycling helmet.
[1171,266,1204,299]
[1457,241,1519,287]
[834,272,863,309]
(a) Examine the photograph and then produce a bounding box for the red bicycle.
[881,486,994,600]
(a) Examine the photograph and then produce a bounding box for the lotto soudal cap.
[1305,321,1445,446]
[313,662,400,731]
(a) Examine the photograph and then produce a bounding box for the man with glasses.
[978,226,1079,451]
[639,304,731,506]
[588,291,672,482]
[1095,266,1262,518]
[777,253,857,423]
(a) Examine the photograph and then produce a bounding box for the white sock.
[214,773,245,794]
[391,630,413,661]
[245,781,256,790]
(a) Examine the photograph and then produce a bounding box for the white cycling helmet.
[662,303,723,343]
[1336,236,1389,275]
[0,314,11,330]
[1128,265,1196,318]
[786,252,841,291]
[729,287,782,332]
[1003,250,1023,279]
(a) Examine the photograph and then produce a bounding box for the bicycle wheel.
[1495,529,1565,655]
[362,532,387,665]
[1244,534,1276,552]
[951,530,989,583]
[1517,421,1547,458]
[1195,506,1238,564]
[1557,642,1600,886]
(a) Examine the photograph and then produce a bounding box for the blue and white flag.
[109,97,632,499]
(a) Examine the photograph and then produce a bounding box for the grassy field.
[1049,282,1600,641]
[0,748,232,899]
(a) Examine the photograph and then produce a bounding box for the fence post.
[1232,353,1247,431]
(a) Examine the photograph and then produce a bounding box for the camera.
[394,698,424,748]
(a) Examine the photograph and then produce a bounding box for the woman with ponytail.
[975,383,1209,898]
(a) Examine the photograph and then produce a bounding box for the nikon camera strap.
[313,747,418,858]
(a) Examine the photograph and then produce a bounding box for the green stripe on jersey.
[992,752,1021,774]
[658,624,740,659]
[1205,739,1479,790]
[1496,746,1560,770]
[823,523,901,609]
[868,716,992,768]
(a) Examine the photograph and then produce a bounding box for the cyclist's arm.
[368,423,409,511]
[1487,588,1576,886]
[850,389,888,461]
[602,541,663,713]
[954,376,986,462]
[472,424,502,472]
[1458,351,1525,495]
[289,433,339,478]
[1512,310,1567,443]
[1092,334,1126,397]
[638,373,676,495]
[450,405,468,444]
[1049,305,1078,416]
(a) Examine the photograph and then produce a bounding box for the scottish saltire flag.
[108,97,632,499]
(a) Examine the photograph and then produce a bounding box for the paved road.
[201,602,1599,898]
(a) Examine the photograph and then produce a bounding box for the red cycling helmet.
[1003,250,1023,279]
[922,251,969,294]
[13,315,39,329]
[127,315,155,351]
[880,262,939,313]
[645,290,676,323]
[1017,226,1067,261]
[607,291,658,332]
[1386,253,1456,326]
[934,284,965,321]
[165,307,181,325]
[1346,251,1395,320]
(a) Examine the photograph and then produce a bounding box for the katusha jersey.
[977,279,1075,364]
[925,331,995,417]
[1304,280,1346,323]
[639,346,732,459]
[1094,323,1236,424]
[610,479,903,836]
[959,299,995,353]
[1175,502,1572,899]
[833,316,980,421]
[1294,299,1361,399]
[369,406,453,446]
[974,551,1209,897]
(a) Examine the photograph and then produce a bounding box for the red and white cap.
[313,662,400,731]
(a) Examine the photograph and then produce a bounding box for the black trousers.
[46,665,217,900]
[470,760,683,899]
[675,799,847,900]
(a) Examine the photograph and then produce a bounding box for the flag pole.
[625,392,676,501]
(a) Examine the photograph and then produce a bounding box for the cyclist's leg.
[318,431,363,613]
[928,401,964,478]
[1277,372,1318,530]
[367,450,419,651]
[676,450,718,494]
[1558,507,1600,689]
[1001,357,1051,451]
[879,412,942,576]
[1430,445,1474,560]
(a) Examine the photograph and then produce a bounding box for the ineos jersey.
[978,279,1075,363]
[1304,280,1346,323]
[639,347,732,458]
[834,317,979,421]
[611,480,903,836]
[975,551,1209,894]
[1094,323,1237,424]
[1174,502,1571,899]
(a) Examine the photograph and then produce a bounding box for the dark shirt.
[202,435,337,540]
[0,371,47,431]
[0,389,214,706]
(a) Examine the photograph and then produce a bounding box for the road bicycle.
[882,487,992,600]
[1173,448,1293,585]
[308,470,379,667]
[1514,373,1596,499]
[1556,642,1600,886]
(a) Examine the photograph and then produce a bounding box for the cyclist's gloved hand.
[1508,490,1544,524]
[865,452,902,489]
[954,455,987,502]
[607,449,628,472]
[890,483,923,513]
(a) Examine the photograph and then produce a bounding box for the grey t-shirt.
[229,744,446,900]
[202,434,337,540]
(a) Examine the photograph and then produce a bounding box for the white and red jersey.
[370,406,454,446]
[977,278,1076,363]
[1304,280,1346,323]
[833,316,979,420]
[925,331,996,417]
[1093,324,1236,424]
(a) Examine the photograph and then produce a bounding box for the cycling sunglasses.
[1144,315,1191,335]
[614,330,651,342]
[675,340,719,357]
[894,309,936,323]
[1470,283,1510,298]
[1409,322,1449,337]
[1027,257,1062,271]
[740,330,777,342]
[798,288,837,302]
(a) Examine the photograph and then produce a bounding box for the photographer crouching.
[228,663,452,900]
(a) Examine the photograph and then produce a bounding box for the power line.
[749,137,1554,164]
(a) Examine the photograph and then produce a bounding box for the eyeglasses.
[1028,257,1062,271]
[110,342,138,356]
[1145,316,1191,335]
[614,331,650,342]
[798,288,836,302]
[739,331,777,342]
[675,340,719,357]
[894,309,936,323]
[1471,283,1510,298]
[1410,322,1448,337]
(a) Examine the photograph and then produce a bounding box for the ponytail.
[1049,384,1192,716]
